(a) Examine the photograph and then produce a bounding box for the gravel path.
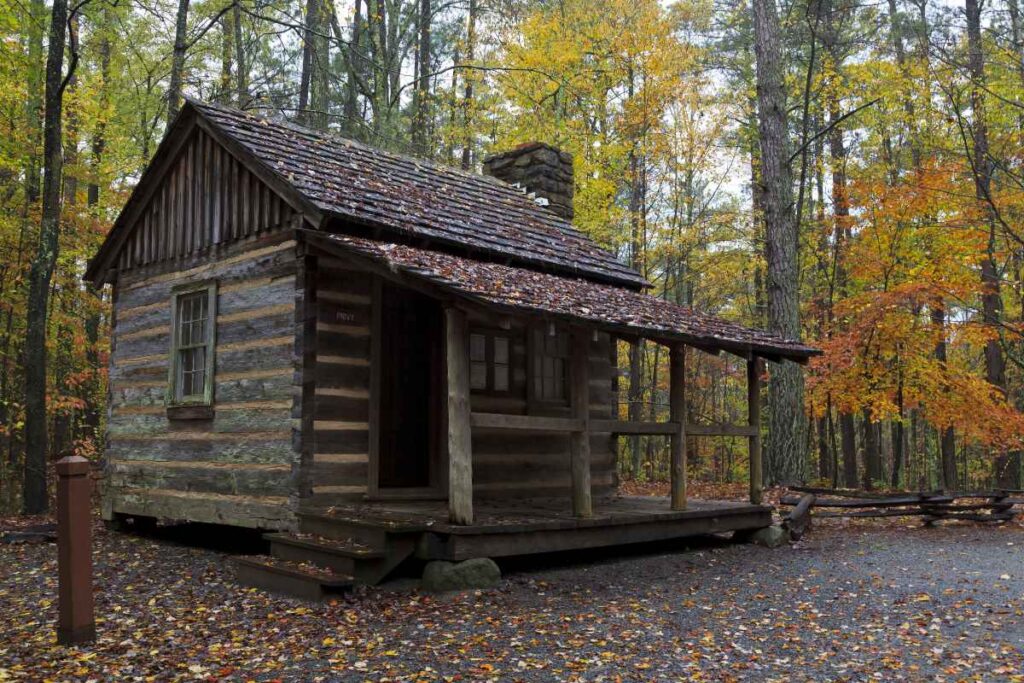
[2,520,1023,681]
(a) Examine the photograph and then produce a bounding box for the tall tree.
[751,0,807,484]
[460,0,477,169]
[23,0,71,513]
[168,0,190,120]
[965,0,1015,488]
[411,0,431,153]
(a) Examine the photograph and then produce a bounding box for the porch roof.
[309,233,819,362]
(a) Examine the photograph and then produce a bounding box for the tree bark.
[23,0,70,514]
[862,410,881,488]
[840,411,857,488]
[343,0,363,135]
[752,0,807,484]
[298,0,330,128]
[460,0,477,170]
[966,0,1017,488]
[25,0,46,204]
[411,0,431,153]
[167,0,190,121]
[234,0,246,105]
[220,10,234,103]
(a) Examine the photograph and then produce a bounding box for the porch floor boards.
[299,496,773,562]
[306,496,764,533]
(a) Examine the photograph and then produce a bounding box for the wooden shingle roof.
[308,233,819,361]
[191,101,647,288]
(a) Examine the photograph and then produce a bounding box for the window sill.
[166,404,214,421]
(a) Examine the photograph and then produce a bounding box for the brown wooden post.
[56,455,95,645]
[445,306,473,525]
[669,345,687,510]
[748,358,763,505]
[569,327,592,517]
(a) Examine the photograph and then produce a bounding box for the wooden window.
[469,330,513,394]
[531,326,569,404]
[168,282,216,407]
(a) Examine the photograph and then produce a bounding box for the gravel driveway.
[1,520,1022,681]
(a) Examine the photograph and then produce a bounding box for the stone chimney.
[483,142,574,221]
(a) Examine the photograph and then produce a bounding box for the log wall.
[105,233,300,529]
[468,322,618,500]
[308,260,373,508]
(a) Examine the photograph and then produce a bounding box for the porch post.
[445,306,473,525]
[747,358,763,505]
[569,327,592,517]
[669,345,687,510]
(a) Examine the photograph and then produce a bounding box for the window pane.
[494,336,509,364]
[178,347,205,398]
[470,333,486,361]
[470,361,488,390]
[178,292,208,347]
[494,365,509,392]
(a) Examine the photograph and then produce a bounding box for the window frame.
[167,281,217,409]
[468,328,515,396]
[528,324,570,407]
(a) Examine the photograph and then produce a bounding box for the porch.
[298,495,773,562]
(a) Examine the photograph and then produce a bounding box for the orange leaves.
[809,156,1024,451]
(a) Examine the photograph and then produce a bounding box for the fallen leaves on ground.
[1,518,1023,681]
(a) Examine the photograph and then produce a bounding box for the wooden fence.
[779,486,1023,526]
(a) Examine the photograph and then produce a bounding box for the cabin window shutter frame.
[167,280,217,414]
[468,328,515,396]
[529,324,569,406]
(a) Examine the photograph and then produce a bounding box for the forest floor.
[2,511,1023,682]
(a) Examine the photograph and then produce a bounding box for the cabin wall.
[468,322,618,500]
[104,233,301,529]
[304,261,618,505]
[305,257,374,508]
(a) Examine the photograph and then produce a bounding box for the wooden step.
[267,531,417,585]
[232,555,354,601]
[265,532,383,576]
[298,512,401,546]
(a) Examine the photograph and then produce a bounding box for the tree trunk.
[87,5,111,207]
[816,414,831,481]
[23,0,69,514]
[167,0,190,121]
[929,304,957,490]
[752,0,807,484]
[460,0,477,170]
[234,0,246,105]
[891,382,905,488]
[965,0,1017,488]
[412,0,431,153]
[220,10,234,103]
[840,412,857,488]
[862,410,881,488]
[343,0,363,135]
[25,0,45,204]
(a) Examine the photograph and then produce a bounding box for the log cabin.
[86,100,818,592]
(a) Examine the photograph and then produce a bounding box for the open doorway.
[376,282,445,494]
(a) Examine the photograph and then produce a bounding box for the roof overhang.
[303,231,820,364]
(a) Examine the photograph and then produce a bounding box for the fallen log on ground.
[782,493,815,541]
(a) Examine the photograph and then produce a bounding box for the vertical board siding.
[117,127,294,273]
[310,265,374,506]
[105,238,300,530]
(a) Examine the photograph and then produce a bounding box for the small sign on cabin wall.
[335,311,357,323]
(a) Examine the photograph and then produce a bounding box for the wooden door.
[377,283,443,490]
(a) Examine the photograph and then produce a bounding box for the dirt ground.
[1,516,1023,682]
